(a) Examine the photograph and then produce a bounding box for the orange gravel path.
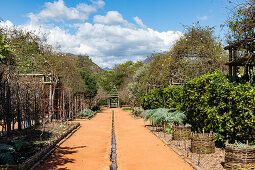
[36,109,112,170]
[36,108,193,170]
[114,108,193,170]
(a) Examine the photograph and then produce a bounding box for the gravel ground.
[147,126,225,170]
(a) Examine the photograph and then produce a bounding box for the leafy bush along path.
[115,108,193,170]
[36,109,112,170]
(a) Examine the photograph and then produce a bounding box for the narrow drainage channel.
[110,110,117,170]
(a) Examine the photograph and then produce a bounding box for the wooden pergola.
[107,86,120,108]
[224,38,255,81]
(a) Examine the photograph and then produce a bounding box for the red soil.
[36,109,112,170]
[36,108,193,170]
[114,108,193,170]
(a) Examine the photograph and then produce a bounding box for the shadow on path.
[37,145,86,169]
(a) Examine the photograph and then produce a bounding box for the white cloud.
[0,1,182,68]
[93,11,128,25]
[133,16,146,29]
[197,15,208,21]
[0,20,14,28]
[28,0,104,23]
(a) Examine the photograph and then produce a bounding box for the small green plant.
[92,105,101,112]
[78,109,94,118]
[13,136,31,151]
[122,108,132,112]
[132,107,144,117]
[0,144,16,165]
[143,108,187,127]
[0,153,16,165]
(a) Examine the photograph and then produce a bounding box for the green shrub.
[78,109,94,118]
[143,108,186,126]
[182,72,255,145]
[140,88,164,109]
[92,105,101,112]
[140,72,255,146]
[0,144,16,165]
[132,107,144,117]
[122,108,132,112]
[163,85,183,110]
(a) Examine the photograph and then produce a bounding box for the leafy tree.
[226,0,255,45]
[136,24,227,90]
[99,61,143,94]
[0,35,13,65]
[80,70,98,97]
[169,23,227,80]
[99,70,118,93]
[128,64,149,106]
[80,70,98,108]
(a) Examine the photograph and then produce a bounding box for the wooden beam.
[229,50,233,81]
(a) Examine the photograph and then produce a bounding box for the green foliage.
[13,136,31,151]
[128,64,149,105]
[78,109,94,118]
[140,72,255,145]
[163,85,183,110]
[91,105,101,112]
[0,144,15,153]
[80,70,98,97]
[99,61,143,95]
[143,108,186,126]
[226,0,255,44]
[122,108,133,112]
[181,72,255,145]
[140,88,164,110]
[0,35,13,64]
[0,153,16,165]
[0,144,16,165]
[99,70,119,93]
[131,107,144,117]
[97,99,108,105]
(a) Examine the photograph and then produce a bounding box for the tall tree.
[80,70,98,108]
[226,0,255,44]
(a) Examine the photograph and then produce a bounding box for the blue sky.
[0,0,230,68]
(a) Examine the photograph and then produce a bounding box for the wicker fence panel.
[173,125,191,141]
[225,142,255,169]
[191,132,215,154]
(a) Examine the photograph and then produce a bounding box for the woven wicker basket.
[225,142,255,169]
[191,132,215,154]
[173,125,191,141]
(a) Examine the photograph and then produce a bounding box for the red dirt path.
[36,108,193,170]
[115,108,193,170]
[36,109,112,170]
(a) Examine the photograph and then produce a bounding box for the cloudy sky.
[0,0,228,68]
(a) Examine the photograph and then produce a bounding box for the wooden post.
[233,50,237,81]
[229,49,233,81]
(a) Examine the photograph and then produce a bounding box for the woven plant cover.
[173,125,191,141]
[225,143,255,170]
[191,132,215,154]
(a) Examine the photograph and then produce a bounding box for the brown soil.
[36,109,112,170]
[36,108,194,170]
[114,108,193,170]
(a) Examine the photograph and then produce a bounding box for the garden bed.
[146,126,225,170]
[0,121,80,170]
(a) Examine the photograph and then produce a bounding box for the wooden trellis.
[224,38,255,82]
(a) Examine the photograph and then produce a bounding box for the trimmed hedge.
[140,72,255,146]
